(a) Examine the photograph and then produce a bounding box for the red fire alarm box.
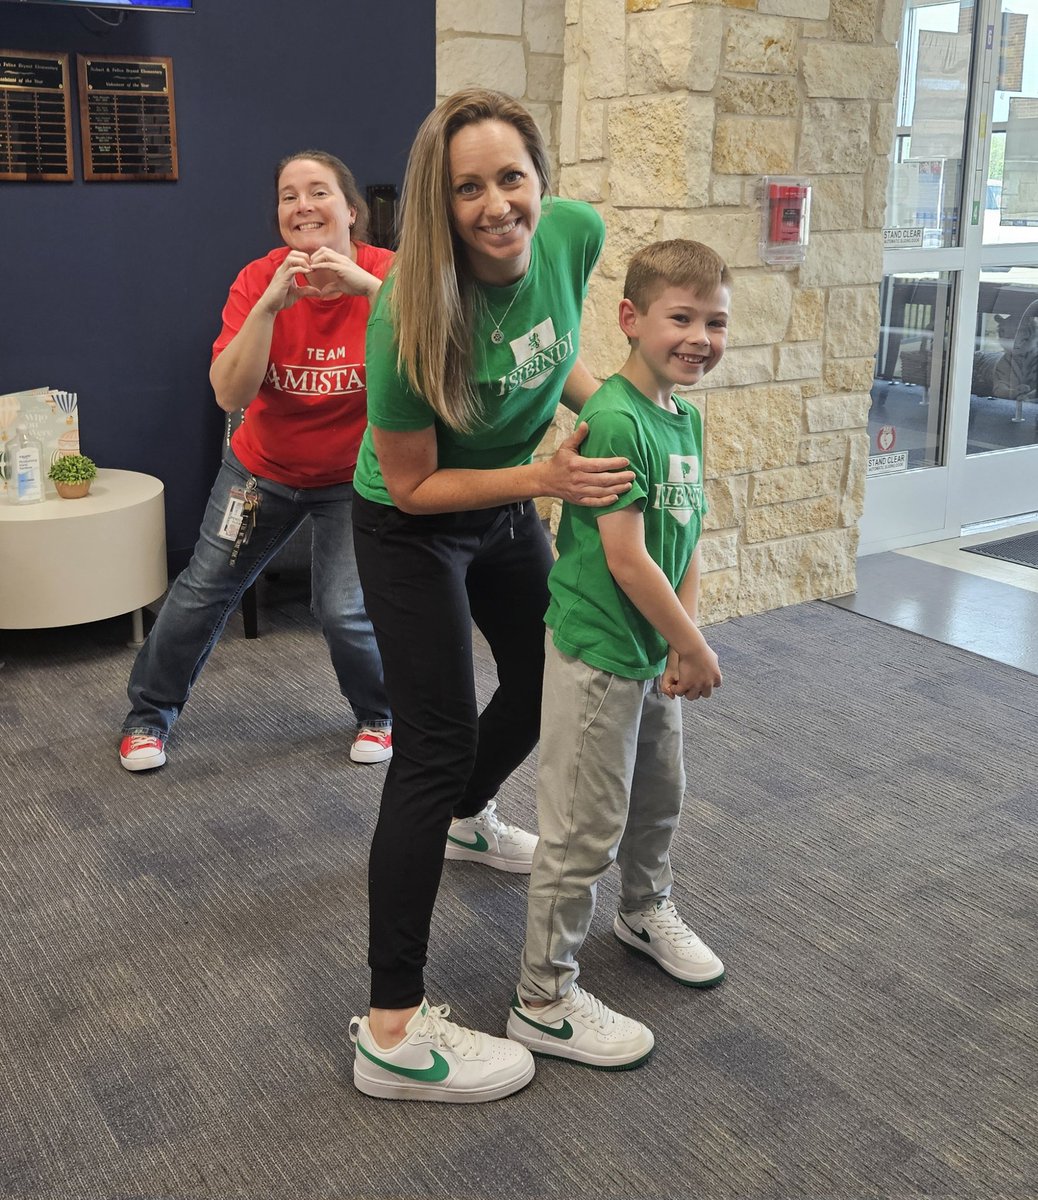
[760,176,811,266]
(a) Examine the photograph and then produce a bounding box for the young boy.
[507,240,730,1070]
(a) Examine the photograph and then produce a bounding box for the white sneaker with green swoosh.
[350,999,535,1102]
[444,801,538,873]
[506,984,654,1069]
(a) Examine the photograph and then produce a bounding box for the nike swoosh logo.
[446,831,489,852]
[510,1006,574,1040]
[619,915,651,944]
[356,1041,450,1082]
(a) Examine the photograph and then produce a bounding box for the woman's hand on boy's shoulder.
[540,421,634,506]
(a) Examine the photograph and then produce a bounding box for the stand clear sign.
[883,227,925,249]
[867,452,909,477]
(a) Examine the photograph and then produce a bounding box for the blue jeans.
[123,446,390,740]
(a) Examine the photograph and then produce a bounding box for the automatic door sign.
[883,226,925,249]
[868,425,907,475]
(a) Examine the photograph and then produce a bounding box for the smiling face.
[448,119,542,285]
[620,283,731,404]
[276,158,356,257]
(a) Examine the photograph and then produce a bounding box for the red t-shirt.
[212,242,394,488]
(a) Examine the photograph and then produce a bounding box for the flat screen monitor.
[4,0,193,10]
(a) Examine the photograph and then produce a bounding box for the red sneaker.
[349,726,392,764]
[119,733,167,772]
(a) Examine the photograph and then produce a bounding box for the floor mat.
[826,552,1038,675]
[962,529,1038,568]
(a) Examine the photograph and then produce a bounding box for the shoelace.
[357,728,390,744]
[479,800,524,840]
[645,900,703,946]
[414,1004,482,1060]
[126,735,160,751]
[567,985,617,1031]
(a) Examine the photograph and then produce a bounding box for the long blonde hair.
[390,89,551,432]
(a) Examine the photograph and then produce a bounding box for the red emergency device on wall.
[761,177,811,265]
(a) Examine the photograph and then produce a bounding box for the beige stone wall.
[436,0,565,181]
[437,0,899,621]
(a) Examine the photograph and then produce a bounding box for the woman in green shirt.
[347,89,633,1104]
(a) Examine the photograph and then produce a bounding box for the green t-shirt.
[353,197,605,506]
[546,374,708,680]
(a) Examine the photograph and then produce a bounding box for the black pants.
[352,492,554,1009]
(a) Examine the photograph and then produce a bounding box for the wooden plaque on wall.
[0,51,73,182]
[77,55,178,182]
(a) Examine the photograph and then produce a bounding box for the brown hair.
[274,150,369,243]
[390,89,552,432]
[624,239,732,313]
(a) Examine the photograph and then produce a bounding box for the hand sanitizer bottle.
[10,425,45,504]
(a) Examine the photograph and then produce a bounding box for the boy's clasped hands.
[663,633,722,700]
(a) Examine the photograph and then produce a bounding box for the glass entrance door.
[860,0,1038,552]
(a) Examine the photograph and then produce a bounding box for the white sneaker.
[506,984,653,1070]
[444,801,537,873]
[614,899,725,987]
[350,999,535,1103]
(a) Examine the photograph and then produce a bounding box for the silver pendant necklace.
[485,257,531,346]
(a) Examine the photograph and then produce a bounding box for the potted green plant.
[48,453,98,499]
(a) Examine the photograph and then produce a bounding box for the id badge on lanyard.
[218,478,260,566]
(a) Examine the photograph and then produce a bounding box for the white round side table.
[0,468,167,642]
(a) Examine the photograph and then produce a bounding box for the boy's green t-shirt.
[546,374,708,680]
[353,198,605,505]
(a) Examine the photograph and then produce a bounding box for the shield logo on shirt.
[666,455,700,526]
[509,318,558,389]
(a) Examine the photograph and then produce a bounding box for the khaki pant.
[519,636,686,1002]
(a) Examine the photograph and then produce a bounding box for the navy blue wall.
[0,0,434,570]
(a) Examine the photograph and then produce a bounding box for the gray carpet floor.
[0,588,1035,1200]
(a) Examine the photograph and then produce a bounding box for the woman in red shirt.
[119,150,392,771]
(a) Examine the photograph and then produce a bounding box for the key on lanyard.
[228,481,259,566]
